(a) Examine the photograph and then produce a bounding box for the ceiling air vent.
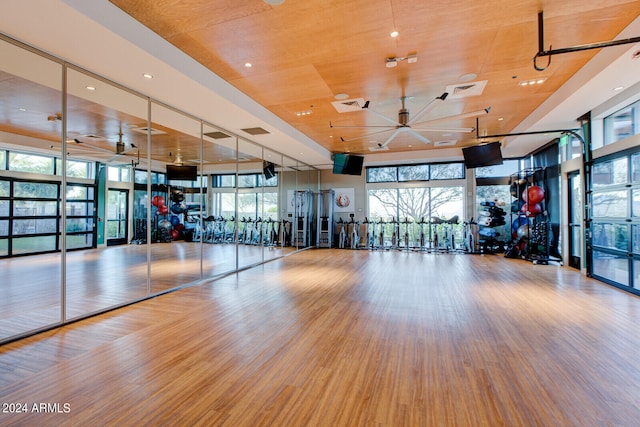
[241,127,270,135]
[444,80,487,99]
[204,131,230,139]
[331,98,366,113]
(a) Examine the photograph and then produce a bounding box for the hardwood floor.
[1,249,640,426]
[0,242,294,339]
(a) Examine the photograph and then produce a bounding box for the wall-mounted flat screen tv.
[462,142,503,169]
[332,153,364,175]
[263,161,276,179]
[166,164,198,181]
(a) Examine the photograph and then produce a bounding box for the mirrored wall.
[0,34,319,344]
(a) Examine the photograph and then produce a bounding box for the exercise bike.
[462,217,477,254]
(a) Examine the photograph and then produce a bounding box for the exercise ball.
[171,190,185,203]
[170,215,180,226]
[511,200,524,213]
[511,216,529,233]
[175,223,185,232]
[152,195,165,207]
[158,219,172,230]
[157,205,169,215]
[527,185,545,204]
[521,203,542,217]
[171,229,180,240]
[516,224,530,240]
[171,202,187,214]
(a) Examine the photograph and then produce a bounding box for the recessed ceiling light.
[498,117,504,121]
[86,86,96,91]
[245,62,252,68]
[614,86,624,91]
[18,108,26,112]
[519,77,546,86]
[334,93,349,100]
[390,31,399,38]
[142,73,153,79]
[263,0,284,4]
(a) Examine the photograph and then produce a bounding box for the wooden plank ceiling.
[105,0,640,157]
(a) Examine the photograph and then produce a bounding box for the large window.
[9,152,55,175]
[475,160,520,178]
[107,165,131,182]
[66,184,96,249]
[368,162,464,183]
[10,180,60,255]
[591,150,640,293]
[368,185,464,247]
[604,98,640,146]
[56,159,94,179]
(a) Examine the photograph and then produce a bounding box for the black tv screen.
[263,161,276,179]
[166,164,197,181]
[462,142,503,169]
[333,153,364,175]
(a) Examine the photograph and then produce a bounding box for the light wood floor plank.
[1,249,640,426]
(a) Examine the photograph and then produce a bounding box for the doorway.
[567,172,582,269]
[107,189,129,246]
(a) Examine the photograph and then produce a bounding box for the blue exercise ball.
[171,202,187,214]
[511,216,529,233]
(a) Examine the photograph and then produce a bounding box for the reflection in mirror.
[149,102,203,294]
[237,138,264,269]
[280,156,300,250]
[262,148,284,262]
[292,162,316,249]
[0,37,64,340]
[65,68,149,319]
[201,123,238,278]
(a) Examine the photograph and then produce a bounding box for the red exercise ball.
[157,205,169,215]
[522,186,545,204]
[175,223,185,231]
[152,195,166,207]
[528,185,545,204]
[171,229,180,240]
[521,203,542,217]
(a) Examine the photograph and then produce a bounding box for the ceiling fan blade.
[71,139,118,156]
[339,127,396,143]
[330,121,396,129]
[103,146,139,164]
[377,128,404,148]
[415,107,490,126]
[405,128,432,145]
[362,103,403,127]
[406,92,448,126]
[411,126,475,133]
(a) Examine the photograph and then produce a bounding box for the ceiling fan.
[153,148,200,166]
[71,125,138,162]
[330,92,491,148]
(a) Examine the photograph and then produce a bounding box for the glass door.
[568,172,582,269]
[106,189,129,246]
